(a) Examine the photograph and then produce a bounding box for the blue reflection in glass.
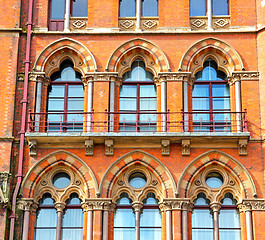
[206,172,223,188]
[142,0,158,17]
[213,0,229,15]
[51,0,65,19]
[119,0,136,17]
[52,172,70,188]
[72,0,88,17]
[129,172,147,188]
[190,0,206,16]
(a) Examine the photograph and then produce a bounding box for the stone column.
[83,76,94,132]
[161,80,167,131]
[132,202,143,240]
[207,0,212,29]
[136,0,141,30]
[235,81,242,132]
[82,202,94,240]
[64,0,71,31]
[210,203,221,240]
[18,199,38,240]
[243,203,254,240]
[54,202,66,240]
[181,202,192,240]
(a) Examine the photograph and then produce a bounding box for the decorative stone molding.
[85,73,120,84]
[132,202,143,212]
[210,202,222,212]
[228,71,260,85]
[142,20,157,29]
[54,202,66,212]
[72,20,86,29]
[105,139,114,156]
[181,140,190,156]
[162,199,192,211]
[28,139,37,156]
[158,72,193,84]
[85,139,94,156]
[190,18,207,29]
[214,19,229,28]
[241,199,265,211]
[17,198,38,212]
[0,172,10,207]
[161,140,170,156]
[84,199,112,211]
[119,20,135,29]
[238,139,248,156]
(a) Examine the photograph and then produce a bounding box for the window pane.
[140,85,156,97]
[141,209,161,227]
[212,85,230,97]
[114,209,135,227]
[219,229,241,240]
[192,229,214,240]
[120,85,137,97]
[63,209,83,228]
[67,113,84,122]
[61,229,83,240]
[192,98,209,110]
[192,209,213,228]
[48,85,65,97]
[142,0,158,17]
[51,0,65,19]
[219,209,240,228]
[140,99,157,111]
[35,229,56,240]
[68,99,84,111]
[68,85,84,97]
[190,0,206,16]
[114,228,135,240]
[119,98,137,111]
[119,0,136,17]
[72,0,88,17]
[212,98,230,110]
[213,0,229,15]
[193,85,209,97]
[132,62,146,81]
[140,229,161,240]
[61,66,76,81]
[48,99,65,111]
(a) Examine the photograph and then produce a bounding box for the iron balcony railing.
[26,109,248,133]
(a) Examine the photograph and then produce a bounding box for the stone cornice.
[239,199,265,211]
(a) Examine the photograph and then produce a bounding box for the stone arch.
[179,38,244,76]
[99,150,177,198]
[33,38,97,77]
[106,38,170,76]
[177,150,257,200]
[21,150,99,199]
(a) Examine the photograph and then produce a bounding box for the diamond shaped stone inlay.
[120,20,134,29]
[143,20,157,29]
[191,19,206,29]
[72,20,86,29]
[214,19,229,28]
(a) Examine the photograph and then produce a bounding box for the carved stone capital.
[28,139,37,156]
[105,139,114,156]
[182,140,190,156]
[210,202,221,212]
[29,72,50,86]
[241,199,265,211]
[85,73,119,83]
[81,202,94,212]
[238,139,248,156]
[228,71,260,85]
[54,202,66,212]
[161,140,170,156]
[85,139,94,156]
[132,202,143,212]
[84,199,112,211]
[157,72,193,84]
[162,199,192,211]
[18,198,38,212]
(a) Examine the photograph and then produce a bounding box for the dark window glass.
[213,0,229,15]
[114,193,135,240]
[34,194,56,240]
[50,0,65,19]
[72,0,88,17]
[206,172,223,188]
[62,193,83,240]
[119,0,136,17]
[190,0,206,16]
[192,59,230,132]
[52,172,71,188]
[192,193,214,240]
[47,60,84,132]
[119,60,156,132]
[129,172,147,188]
[142,0,158,17]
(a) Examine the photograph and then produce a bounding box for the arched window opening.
[47,60,84,132]
[192,59,230,132]
[119,60,157,132]
[140,193,161,239]
[62,193,83,240]
[192,193,213,240]
[34,194,57,240]
[142,0,158,17]
[114,193,135,240]
[219,193,241,239]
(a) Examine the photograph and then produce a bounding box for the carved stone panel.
[161,140,170,156]
[105,139,114,156]
[85,139,94,156]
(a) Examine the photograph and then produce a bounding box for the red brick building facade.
[1,0,265,239]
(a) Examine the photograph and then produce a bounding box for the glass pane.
[140,228,161,240]
[192,98,209,110]
[192,209,213,228]
[68,85,84,97]
[67,113,84,122]
[61,66,76,81]
[72,0,88,17]
[213,112,231,122]
[193,85,209,97]
[120,85,137,97]
[141,209,161,227]
[132,62,146,81]
[114,209,135,227]
[219,229,241,240]
[206,172,223,188]
[142,0,158,17]
[192,229,214,240]
[119,99,137,111]
[119,0,136,17]
[212,98,230,110]
[219,209,240,228]
[129,172,147,188]
[35,209,57,227]
[140,99,156,111]
[48,99,64,111]
[193,113,210,122]
[51,0,65,19]
[213,0,229,15]
[190,0,206,16]
[61,229,83,240]
[212,85,230,97]
[35,229,56,240]
[52,172,70,188]
[48,85,65,97]
[119,113,137,122]
[140,113,157,123]
[68,99,84,111]
[114,228,135,240]
[140,85,156,97]
[63,209,83,227]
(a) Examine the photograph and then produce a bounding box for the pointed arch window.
[192,59,230,131]
[119,60,157,132]
[47,60,84,132]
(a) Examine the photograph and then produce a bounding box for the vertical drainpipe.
[9,0,34,238]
